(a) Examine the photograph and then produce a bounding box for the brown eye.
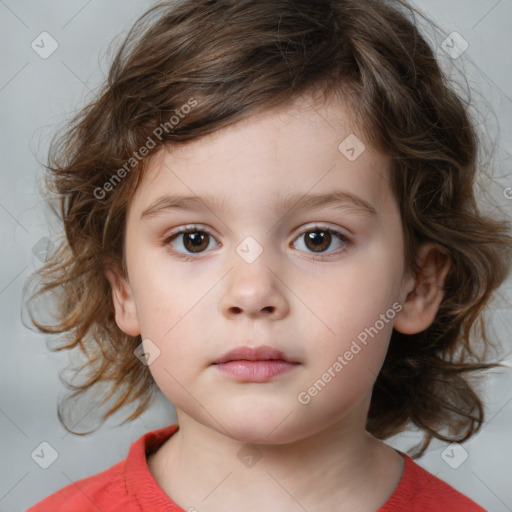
[179,231,210,253]
[165,226,218,256]
[304,230,332,252]
[292,226,351,256]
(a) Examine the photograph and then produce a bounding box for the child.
[25,0,512,510]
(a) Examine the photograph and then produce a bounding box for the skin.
[107,90,451,512]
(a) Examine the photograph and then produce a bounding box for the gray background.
[1,1,511,511]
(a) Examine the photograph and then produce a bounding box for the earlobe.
[105,264,141,337]
[393,242,452,335]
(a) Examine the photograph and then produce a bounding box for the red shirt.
[26,424,487,511]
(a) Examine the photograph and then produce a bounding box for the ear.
[393,242,452,335]
[105,261,141,337]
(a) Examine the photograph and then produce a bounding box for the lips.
[212,345,297,365]
[212,345,300,382]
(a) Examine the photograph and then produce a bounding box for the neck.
[148,405,404,512]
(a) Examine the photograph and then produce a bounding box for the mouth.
[212,345,297,365]
[212,345,300,382]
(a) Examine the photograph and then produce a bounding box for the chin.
[219,414,308,446]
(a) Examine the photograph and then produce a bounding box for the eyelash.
[163,224,353,261]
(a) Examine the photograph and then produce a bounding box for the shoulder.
[379,452,487,512]
[24,459,132,512]
[25,424,180,512]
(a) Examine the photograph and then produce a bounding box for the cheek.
[295,286,397,426]
[129,244,209,337]
[298,246,402,389]
[127,276,197,373]
[135,299,213,408]
[135,289,210,363]
[305,247,402,337]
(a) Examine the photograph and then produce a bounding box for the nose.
[219,250,290,320]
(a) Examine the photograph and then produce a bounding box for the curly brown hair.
[24,0,512,457]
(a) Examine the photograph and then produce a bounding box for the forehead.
[128,92,392,220]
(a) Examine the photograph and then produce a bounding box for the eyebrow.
[140,190,378,220]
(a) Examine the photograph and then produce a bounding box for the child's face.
[111,92,418,443]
